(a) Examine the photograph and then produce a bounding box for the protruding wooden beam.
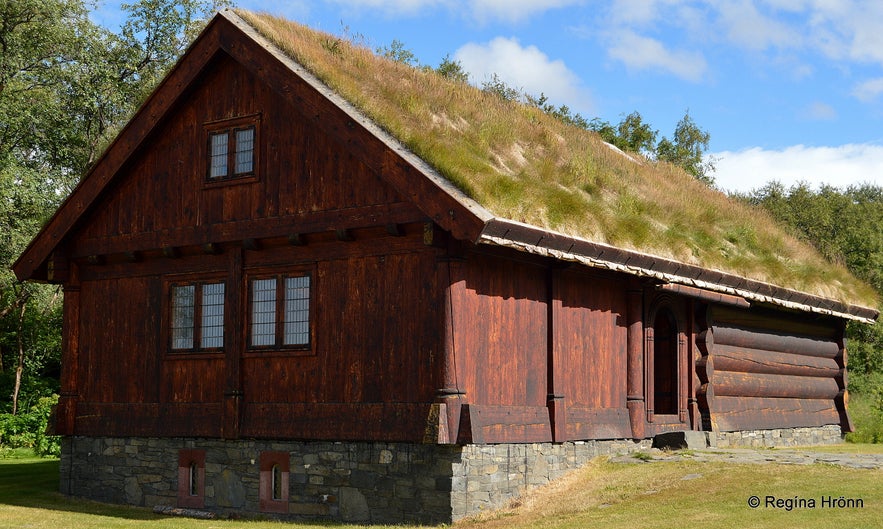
[201,243,221,255]
[162,246,180,259]
[335,229,353,241]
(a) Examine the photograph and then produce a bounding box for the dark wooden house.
[13,9,879,523]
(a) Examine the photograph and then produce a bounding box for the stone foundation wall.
[59,436,649,523]
[710,425,843,448]
[58,427,841,523]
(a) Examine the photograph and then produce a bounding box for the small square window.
[205,116,259,182]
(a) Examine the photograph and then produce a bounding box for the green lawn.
[1,449,881,529]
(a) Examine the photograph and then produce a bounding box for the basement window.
[248,273,311,350]
[178,449,205,508]
[205,115,259,182]
[169,281,225,352]
[259,451,289,513]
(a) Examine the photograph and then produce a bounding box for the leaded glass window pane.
[209,132,228,178]
[200,282,225,349]
[284,276,310,345]
[234,127,254,174]
[171,285,195,350]
[251,278,277,347]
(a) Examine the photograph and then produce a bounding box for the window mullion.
[193,284,203,351]
[275,276,285,347]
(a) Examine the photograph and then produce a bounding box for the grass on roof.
[236,9,877,309]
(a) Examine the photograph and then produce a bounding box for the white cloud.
[802,101,837,120]
[606,30,707,82]
[711,143,883,193]
[455,37,591,111]
[324,0,452,17]
[469,0,582,24]
[325,0,579,22]
[852,78,883,102]
[716,0,802,52]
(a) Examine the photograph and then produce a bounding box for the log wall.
[697,305,848,432]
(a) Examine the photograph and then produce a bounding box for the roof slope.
[11,9,877,322]
[235,10,877,319]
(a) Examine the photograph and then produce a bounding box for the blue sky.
[91,1,883,193]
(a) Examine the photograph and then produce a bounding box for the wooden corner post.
[626,280,645,440]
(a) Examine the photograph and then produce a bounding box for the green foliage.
[0,0,222,453]
[481,72,521,102]
[376,39,418,66]
[0,395,59,457]
[656,110,715,185]
[527,93,589,129]
[590,112,657,155]
[436,54,470,83]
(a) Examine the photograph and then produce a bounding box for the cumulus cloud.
[469,0,582,24]
[711,144,883,193]
[454,37,591,111]
[324,0,452,17]
[852,78,883,102]
[606,30,707,82]
[802,101,837,121]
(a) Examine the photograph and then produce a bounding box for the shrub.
[0,394,60,458]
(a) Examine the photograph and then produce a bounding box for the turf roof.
[235,9,877,312]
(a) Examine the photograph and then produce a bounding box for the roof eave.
[479,217,879,324]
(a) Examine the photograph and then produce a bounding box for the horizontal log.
[75,402,221,437]
[712,345,841,378]
[242,402,431,442]
[710,396,839,431]
[462,405,553,444]
[712,325,840,358]
[713,371,840,399]
[711,305,839,339]
[566,407,631,440]
[73,202,424,258]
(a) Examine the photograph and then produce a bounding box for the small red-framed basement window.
[178,449,206,508]
[259,451,290,513]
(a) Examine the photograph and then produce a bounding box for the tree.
[656,110,716,185]
[0,0,224,426]
[436,54,469,83]
[590,111,657,155]
[376,39,418,66]
[741,182,883,389]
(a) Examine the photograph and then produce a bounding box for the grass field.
[1,449,881,529]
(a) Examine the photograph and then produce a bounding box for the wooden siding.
[68,234,443,440]
[553,269,631,440]
[71,53,410,256]
[448,251,552,443]
[698,305,846,432]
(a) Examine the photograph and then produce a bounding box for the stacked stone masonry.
[59,426,841,524]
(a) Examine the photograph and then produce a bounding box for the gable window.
[205,115,259,181]
[249,273,311,349]
[170,281,225,351]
